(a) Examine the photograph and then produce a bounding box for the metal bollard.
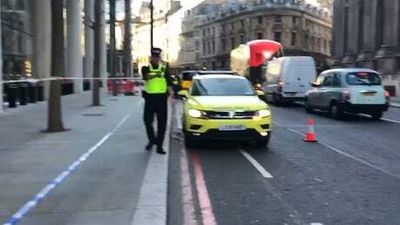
[7,84,18,108]
[19,83,28,105]
[37,85,44,101]
[28,83,37,103]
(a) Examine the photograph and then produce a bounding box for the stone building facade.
[1,0,32,78]
[332,0,400,96]
[180,0,332,71]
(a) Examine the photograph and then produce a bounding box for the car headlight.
[188,109,203,118]
[255,109,271,118]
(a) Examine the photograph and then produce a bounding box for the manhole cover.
[82,113,103,117]
[109,98,118,101]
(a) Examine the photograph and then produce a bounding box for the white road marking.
[382,118,400,124]
[239,149,273,178]
[311,223,324,225]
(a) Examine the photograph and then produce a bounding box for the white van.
[263,56,316,104]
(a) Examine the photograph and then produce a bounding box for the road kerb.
[130,100,172,225]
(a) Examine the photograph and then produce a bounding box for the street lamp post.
[0,3,3,113]
[110,0,118,96]
[150,0,154,51]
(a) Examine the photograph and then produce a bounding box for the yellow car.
[180,74,272,147]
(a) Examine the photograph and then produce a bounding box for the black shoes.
[156,147,166,155]
[145,142,154,151]
[146,143,166,155]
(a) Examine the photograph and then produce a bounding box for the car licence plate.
[362,92,376,96]
[218,125,246,131]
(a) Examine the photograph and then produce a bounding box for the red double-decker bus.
[230,39,284,86]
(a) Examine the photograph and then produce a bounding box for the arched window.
[375,0,385,49]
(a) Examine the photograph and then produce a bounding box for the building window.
[344,6,349,52]
[375,0,384,49]
[304,34,309,47]
[240,34,245,43]
[274,32,281,42]
[257,16,263,24]
[222,24,226,33]
[257,33,263,39]
[292,16,297,26]
[231,37,235,49]
[231,22,234,30]
[195,41,199,50]
[291,32,296,46]
[203,41,206,54]
[212,27,215,36]
[207,42,211,54]
[212,40,215,53]
[240,20,245,29]
[222,39,226,51]
[275,15,282,23]
[203,30,206,37]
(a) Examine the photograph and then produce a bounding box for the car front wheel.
[256,133,270,148]
[304,99,314,113]
[330,103,344,120]
[371,111,383,120]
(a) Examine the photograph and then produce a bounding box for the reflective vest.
[144,64,167,94]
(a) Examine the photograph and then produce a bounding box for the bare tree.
[92,0,102,106]
[123,0,132,77]
[47,0,65,132]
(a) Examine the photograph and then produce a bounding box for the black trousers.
[143,94,168,147]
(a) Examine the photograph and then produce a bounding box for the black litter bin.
[19,82,28,105]
[7,84,18,108]
[37,84,44,101]
[28,82,37,103]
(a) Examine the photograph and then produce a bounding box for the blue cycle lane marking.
[3,114,130,225]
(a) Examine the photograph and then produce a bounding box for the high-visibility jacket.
[144,64,167,94]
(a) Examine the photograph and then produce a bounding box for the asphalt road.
[168,102,400,225]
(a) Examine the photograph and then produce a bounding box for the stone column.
[67,0,83,94]
[84,0,94,90]
[32,0,52,99]
[375,0,397,75]
[0,3,3,112]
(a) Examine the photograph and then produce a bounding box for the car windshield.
[191,77,255,96]
[346,72,381,85]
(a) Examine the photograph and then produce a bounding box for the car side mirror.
[311,82,321,88]
[178,90,189,99]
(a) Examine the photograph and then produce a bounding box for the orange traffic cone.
[304,118,317,142]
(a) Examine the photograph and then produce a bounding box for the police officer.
[142,48,171,155]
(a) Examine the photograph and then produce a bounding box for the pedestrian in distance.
[142,48,172,155]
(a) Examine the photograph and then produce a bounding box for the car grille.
[204,110,256,119]
[201,129,262,140]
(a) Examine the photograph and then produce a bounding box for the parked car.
[263,56,316,104]
[305,68,390,120]
[179,74,272,147]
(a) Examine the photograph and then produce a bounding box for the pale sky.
[133,0,321,16]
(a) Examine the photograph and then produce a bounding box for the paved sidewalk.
[0,91,170,225]
[390,96,400,108]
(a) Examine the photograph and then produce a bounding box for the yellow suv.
[180,74,272,147]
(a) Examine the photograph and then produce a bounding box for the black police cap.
[151,48,162,57]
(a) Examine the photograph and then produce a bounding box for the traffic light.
[24,59,32,77]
